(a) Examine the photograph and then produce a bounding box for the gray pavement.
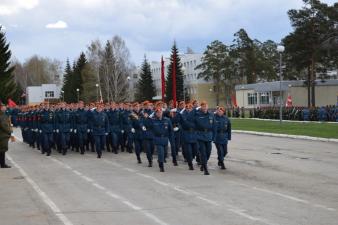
[1,128,338,225]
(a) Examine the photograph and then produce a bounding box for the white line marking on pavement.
[49,157,169,225]
[124,167,138,172]
[102,159,277,225]
[6,154,74,225]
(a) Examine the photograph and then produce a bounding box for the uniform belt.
[199,128,211,132]
[95,125,103,128]
[155,134,166,137]
[218,130,226,133]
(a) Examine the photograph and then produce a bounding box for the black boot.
[159,162,164,172]
[80,147,85,155]
[114,148,118,154]
[200,165,204,171]
[220,161,226,170]
[173,159,178,166]
[203,164,210,175]
[188,162,194,170]
[1,164,11,168]
[148,161,153,167]
[137,155,142,164]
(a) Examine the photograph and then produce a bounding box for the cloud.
[0,0,39,15]
[45,20,68,29]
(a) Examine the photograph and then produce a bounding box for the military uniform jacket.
[56,109,72,132]
[195,110,214,142]
[107,109,122,133]
[74,109,89,132]
[141,109,154,140]
[90,110,109,135]
[130,111,143,140]
[151,116,173,146]
[180,110,197,143]
[213,114,231,144]
[0,111,12,152]
[40,109,55,133]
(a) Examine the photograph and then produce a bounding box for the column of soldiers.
[16,100,231,175]
[248,105,338,122]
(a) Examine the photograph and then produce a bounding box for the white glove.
[105,133,108,136]
[74,129,77,133]
[121,130,124,134]
[173,127,179,132]
[87,129,91,133]
[131,128,135,133]
[31,129,34,131]
[70,129,73,132]
[39,130,42,133]
[56,129,59,133]
[142,126,147,131]
[53,129,55,132]
[35,129,39,132]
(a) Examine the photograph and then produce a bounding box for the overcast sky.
[0,0,336,66]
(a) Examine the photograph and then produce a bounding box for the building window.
[247,93,257,105]
[260,92,270,104]
[45,91,54,98]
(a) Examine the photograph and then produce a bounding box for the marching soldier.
[130,103,144,164]
[151,107,174,172]
[74,101,89,154]
[39,103,55,156]
[195,101,214,175]
[55,102,72,155]
[213,107,231,170]
[90,104,109,158]
[107,103,122,154]
[141,101,155,167]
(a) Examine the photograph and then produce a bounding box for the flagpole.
[172,51,177,107]
[161,56,165,102]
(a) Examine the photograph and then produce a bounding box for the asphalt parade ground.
[1,128,338,225]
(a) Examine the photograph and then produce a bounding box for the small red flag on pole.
[161,56,165,102]
[172,51,177,107]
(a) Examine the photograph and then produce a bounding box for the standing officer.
[74,101,89,154]
[195,101,214,175]
[169,108,179,166]
[39,103,55,156]
[55,102,72,155]
[90,104,109,158]
[151,107,174,172]
[0,101,15,168]
[213,107,231,170]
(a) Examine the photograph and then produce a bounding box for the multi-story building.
[150,53,225,108]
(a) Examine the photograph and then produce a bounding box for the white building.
[26,84,62,105]
[150,53,214,102]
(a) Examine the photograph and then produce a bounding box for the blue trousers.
[94,135,106,156]
[77,131,87,149]
[215,144,228,162]
[143,139,154,162]
[60,132,70,154]
[42,132,53,154]
[184,142,198,163]
[134,138,142,158]
[156,144,167,163]
[198,140,212,165]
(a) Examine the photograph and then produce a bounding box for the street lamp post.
[127,76,131,102]
[95,84,99,102]
[277,45,285,123]
[76,88,80,102]
[61,90,64,102]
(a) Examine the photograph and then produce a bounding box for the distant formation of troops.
[226,105,338,122]
[10,100,231,175]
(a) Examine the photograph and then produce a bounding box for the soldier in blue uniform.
[213,107,231,170]
[180,103,197,170]
[39,103,55,156]
[55,102,72,155]
[168,108,179,166]
[141,101,155,167]
[85,103,95,152]
[151,107,174,172]
[74,101,89,154]
[107,103,122,154]
[302,108,310,121]
[318,106,327,122]
[130,103,144,163]
[121,103,133,153]
[90,104,109,158]
[194,101,214,175]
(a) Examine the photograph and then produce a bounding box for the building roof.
[235,79,338,92]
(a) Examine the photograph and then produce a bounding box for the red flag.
[172,52,177,107]
[231,95,237,107]
[161,56,165,102]
[8,98,17,108]
[286,94,292,107]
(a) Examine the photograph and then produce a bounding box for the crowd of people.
[8,100,231,175]
[230,105,338,122]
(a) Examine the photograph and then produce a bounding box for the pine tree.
[0,26,17,103]
[62,59,74,103]
[135,55,156,102]
[165,42,185,103]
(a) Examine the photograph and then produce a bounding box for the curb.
[231,118,338,124]
[233,130,338,143]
